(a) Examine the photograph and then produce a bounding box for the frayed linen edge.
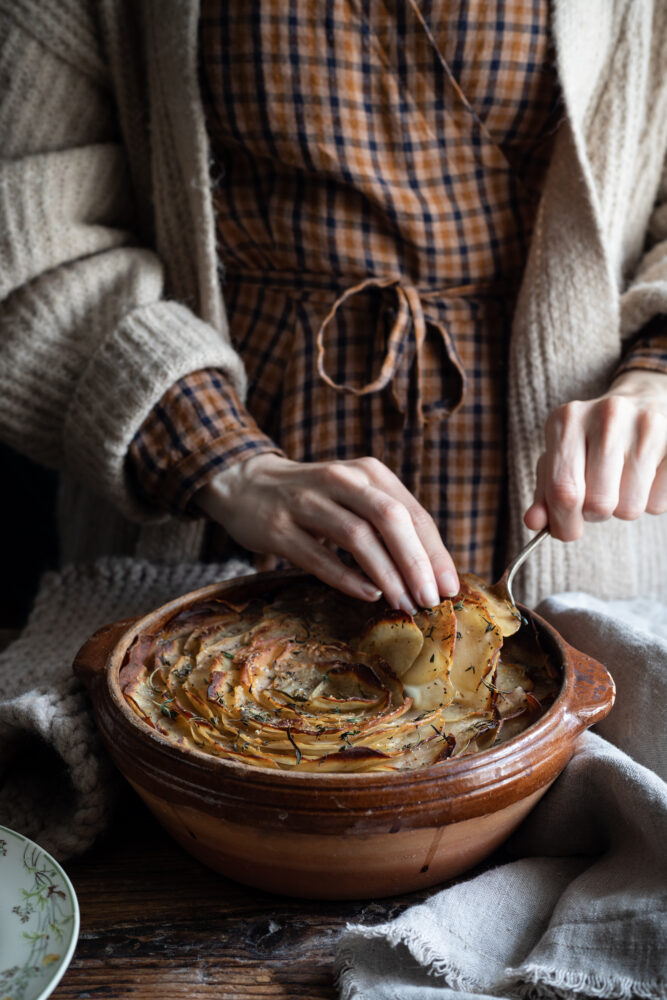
[505,964,666,1000]
[334,950,370,1000]
[334,939,666,1000]
[334,924,484,1000]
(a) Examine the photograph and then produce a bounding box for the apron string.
[315,276,467,426]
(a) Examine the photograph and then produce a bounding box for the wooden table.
[54,788,470,1000]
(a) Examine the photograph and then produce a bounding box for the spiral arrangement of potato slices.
[122,578,559,772]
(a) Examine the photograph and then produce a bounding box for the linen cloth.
[335,592,667,1000]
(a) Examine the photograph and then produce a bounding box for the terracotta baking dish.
[74,570,615,900]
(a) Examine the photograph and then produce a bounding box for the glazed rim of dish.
[82,571,611,830]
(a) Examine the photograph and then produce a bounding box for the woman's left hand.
[524,369,667,540]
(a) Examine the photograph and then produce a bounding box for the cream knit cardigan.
[1,0,666,606]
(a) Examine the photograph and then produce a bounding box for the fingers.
[197,453,458,610]
[542,402,587,540]
[582,398,627,522]
[266,520,385,603]
[287,487,424,612]
[615,406,667,517]
[320,458,459,606]
[647,456,667,515]
[524,454,549,530]
[528,392,667,539]
[366,461,460,598]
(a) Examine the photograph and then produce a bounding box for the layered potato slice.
[448,596,502,713]
[122,580,559,772]
[401,602,456,711]
[357,610,424,677]
[460,573,522,636]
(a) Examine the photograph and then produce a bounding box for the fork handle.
[502,526,550,603]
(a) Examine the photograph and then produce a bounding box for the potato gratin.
[122,577,559,772]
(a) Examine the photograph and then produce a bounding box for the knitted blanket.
[0,557,253,859]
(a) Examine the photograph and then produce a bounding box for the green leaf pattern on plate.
[0,840,75,1000]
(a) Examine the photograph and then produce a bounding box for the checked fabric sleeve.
[613,314,667,380]
[126,368,284,517]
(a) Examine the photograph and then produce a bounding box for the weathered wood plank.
[53,792,441,1000]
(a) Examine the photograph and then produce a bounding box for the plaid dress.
[128,1,667,579]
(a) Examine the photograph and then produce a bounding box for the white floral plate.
[0,826,79,1000]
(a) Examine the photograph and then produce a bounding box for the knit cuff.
[63,300,249,524]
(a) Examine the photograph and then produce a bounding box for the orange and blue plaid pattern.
[128,1,666,577]
[126,370,283,515]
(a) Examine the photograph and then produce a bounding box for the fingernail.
[417,583,440,609]
[438,571,459,597]
[397,593,418,615]
[361,583,383,601]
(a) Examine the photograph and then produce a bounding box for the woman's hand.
[524,370,667,540]
[195,453,459,611]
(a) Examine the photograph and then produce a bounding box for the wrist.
[607,370,667,419]
[608,368,667,398]
[194,451,287,517]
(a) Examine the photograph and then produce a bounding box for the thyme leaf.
[159,695,176,718]
[286,728,302,765]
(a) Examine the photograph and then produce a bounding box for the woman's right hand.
[194,453,459,612]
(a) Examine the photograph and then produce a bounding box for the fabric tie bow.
[315,276,468,426]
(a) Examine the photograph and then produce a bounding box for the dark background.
[1,442,59,629]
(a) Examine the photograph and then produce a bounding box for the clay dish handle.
[562,641,616,732]
[73,617,138,691]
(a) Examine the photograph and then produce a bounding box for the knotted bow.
[315,276,468,427]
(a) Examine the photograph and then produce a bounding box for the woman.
[0,0,665,608]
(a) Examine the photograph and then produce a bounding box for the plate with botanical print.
[0,826,79,1000]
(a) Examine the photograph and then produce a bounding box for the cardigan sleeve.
[619,154,667,356]
[0,3,247,524]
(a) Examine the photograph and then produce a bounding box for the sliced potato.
[400,601,456,709]
[449,600,503,711]
[461,573,522,637]
[403,676,450,712]
[357,609,424,677]
[121,579,557,773]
